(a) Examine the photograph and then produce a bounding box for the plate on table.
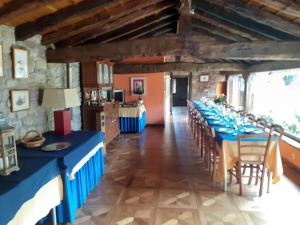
[207,115,218,119]
[41,142,71,151]
[241,128,264,134]
[209,120,224,126]
[216,127,236,134]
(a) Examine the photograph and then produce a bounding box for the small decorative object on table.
[0,112,19,176]
[214,94,226,104]
[21,130,45,148]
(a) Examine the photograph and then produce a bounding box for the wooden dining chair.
[245,113,256,123]
[196,115,205,157]
[256,118,268,130]
[235,133,273,196]
[203,123,219,181]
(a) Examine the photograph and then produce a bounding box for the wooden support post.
[242,72,250,113]
[177,0,192,36]
[188,72,193,100]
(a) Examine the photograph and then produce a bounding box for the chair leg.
[242,164,247,175]
[255,165,260,185]
[238,162,242,196]
[200,129,204,157]
[248,164,253,185]
[259,167,266,197]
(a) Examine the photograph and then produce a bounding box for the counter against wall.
[114,73,165,125]
[0,25,81,139]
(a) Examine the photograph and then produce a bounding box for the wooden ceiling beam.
[41,0,166,45]
[250,0,300,18]
[246,61,300,73]
[191,12,266,41]
[117,19,176,41]
[192,18,249,42]
[54,1,177,47]
[88,12,177,44]
[0,0,62,24]
[46,36,300,62]
[15,0,123,41]
[46,36,185,62]
[205,0,300,38]
[114,62,245,74]
[149,27,175,37]
[192,0,296,40]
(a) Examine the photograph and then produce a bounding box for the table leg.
[52,208,57,225]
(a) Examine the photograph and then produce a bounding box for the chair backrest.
[270,124,284,139]
[256,118,268,129]
[245,113,256,123]
[237,133,272,165]
[203,122,215,148]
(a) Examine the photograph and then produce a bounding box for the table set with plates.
[192,100,283,192]
[0,131,105,225]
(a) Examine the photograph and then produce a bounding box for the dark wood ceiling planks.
[1,0,300,67]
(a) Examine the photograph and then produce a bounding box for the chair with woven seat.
[235,133,274,196]
[203,122,219,181]
[245,113,256,124]
[256,118,268,130]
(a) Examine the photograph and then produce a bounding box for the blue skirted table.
[0,157,61,225]
[119,104,146,133]
[192,100,283,191]
[17,131,106,224]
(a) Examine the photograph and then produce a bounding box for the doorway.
[172,77,188,106]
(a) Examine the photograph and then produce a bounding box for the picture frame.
[0,44,3,78]
[131,78,146,96]
[10,90,30,112]
[12,47,28,79]
[200,75,209,82]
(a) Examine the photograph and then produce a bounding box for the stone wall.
[0,25,81,140]
[191,73,226,100]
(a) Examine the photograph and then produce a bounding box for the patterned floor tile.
[155,208,201,225]
[158,189,198,209]
[120,188,158,206]
[110,206,156,225]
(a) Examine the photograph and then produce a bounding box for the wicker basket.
[22,130,46,148]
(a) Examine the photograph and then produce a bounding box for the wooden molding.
[114,62,245,74]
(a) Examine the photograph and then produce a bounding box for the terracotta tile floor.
[72,107,300,225]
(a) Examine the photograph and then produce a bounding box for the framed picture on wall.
[200,75,209,82]
[12,47,29,79]
[0,44,3,78]
[131,78,146,96]
[10,90,30,112]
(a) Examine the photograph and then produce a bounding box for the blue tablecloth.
[18,131,105,173]
[119,111,146,133]
[193,101,266,144]
[54,148,104,224]
[0,157,60,225]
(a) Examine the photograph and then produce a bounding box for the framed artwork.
[12,47,28,79]
[200,75,209,82]
[0,44,3,78]
[131,78,146,96]
[10,90,30,112]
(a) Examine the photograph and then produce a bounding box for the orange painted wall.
[114,73,165,125]
[280,140,300,169]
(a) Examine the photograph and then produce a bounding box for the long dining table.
[193,100,283,191]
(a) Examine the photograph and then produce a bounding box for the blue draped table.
[0,157,60,225]
[119,111,146,133]
[17,131,106,224]
[192,100,283,191]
